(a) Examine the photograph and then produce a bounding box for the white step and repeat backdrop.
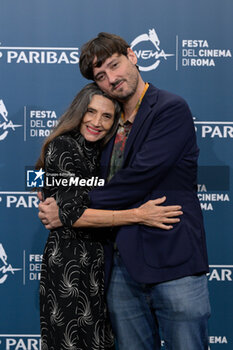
[0,0,232,349]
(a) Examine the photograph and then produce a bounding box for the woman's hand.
[38,196,62,230]
[135,196,183,229]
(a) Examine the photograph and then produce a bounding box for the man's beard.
[111,72,139,102]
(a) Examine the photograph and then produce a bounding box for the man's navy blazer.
[90,84,209,284]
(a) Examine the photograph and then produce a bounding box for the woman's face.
[80,94,115,142]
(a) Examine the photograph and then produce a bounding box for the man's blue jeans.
[107,252,211,350]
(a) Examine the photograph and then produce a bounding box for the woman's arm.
[73,196,182,230]
[39,195,182,230]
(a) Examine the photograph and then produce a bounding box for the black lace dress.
[40,131,114,350]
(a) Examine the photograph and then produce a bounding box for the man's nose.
[106,71,117,85]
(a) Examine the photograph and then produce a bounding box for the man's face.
[93,48,139,102]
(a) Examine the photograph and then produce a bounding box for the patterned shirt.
[107,82,149,182]
[107,118,133,181]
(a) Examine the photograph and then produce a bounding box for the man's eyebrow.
[93,56,120,80]
[93,57,118,70]
[106,57,119,66]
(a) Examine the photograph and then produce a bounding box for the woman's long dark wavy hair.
[35,83,121,169]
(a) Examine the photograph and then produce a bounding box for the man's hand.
[38,196,62,230]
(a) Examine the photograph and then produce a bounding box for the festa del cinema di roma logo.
[130,29,174,71]
[0,99,22,141]
[0,243,21,284]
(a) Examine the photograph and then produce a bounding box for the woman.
[36,83,182,350]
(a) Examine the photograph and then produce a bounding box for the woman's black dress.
[40,131,114,350]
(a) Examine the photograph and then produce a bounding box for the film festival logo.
[131,29,174,71]
[0,99,22,141]
[0,243,21,284]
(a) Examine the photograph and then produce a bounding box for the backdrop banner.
[0,1,232,349]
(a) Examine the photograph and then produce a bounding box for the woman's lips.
[86,125,102,135]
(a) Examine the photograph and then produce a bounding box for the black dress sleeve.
[44,135,92,227]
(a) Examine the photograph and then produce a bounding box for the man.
[39,33,210,349]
